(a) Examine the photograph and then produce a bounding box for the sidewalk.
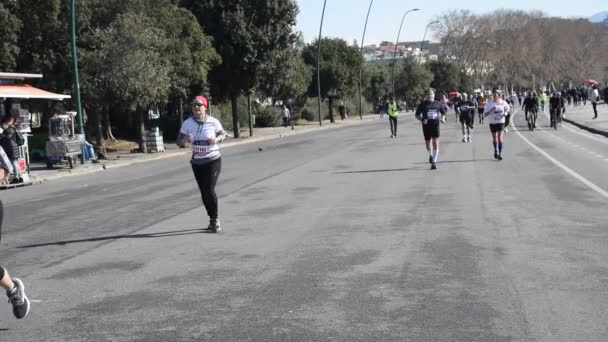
[26,113,381,184]
[562,102,608,138]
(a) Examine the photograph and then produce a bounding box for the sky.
[295,0,606,45]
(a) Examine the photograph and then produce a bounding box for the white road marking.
[512,110,608,199]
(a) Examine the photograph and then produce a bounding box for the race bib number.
[192,145,208,153]
[493,109,504,121]
[192,140,210,154]
[427,110,439,120]
[461,106,469,112]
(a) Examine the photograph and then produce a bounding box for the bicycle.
[550,108,559,130]
[527,108,538,131]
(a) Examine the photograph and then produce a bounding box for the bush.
[254,106,282,127]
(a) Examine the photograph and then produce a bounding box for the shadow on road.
[334,167,424,174]
[17,228,209,249]
[413,159,494,165]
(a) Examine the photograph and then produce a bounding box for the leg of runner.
[491,128,499,160]
[191,158,222,232]
[461,117,467,142]
[497,129,504,160]
[431,138,439,170]
[0,200,31,319]
[425,140,432,164]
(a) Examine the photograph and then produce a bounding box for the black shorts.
[489,123,505,133]
[459,112,473,126]
[477,108,485,115]
[422,123,440,140]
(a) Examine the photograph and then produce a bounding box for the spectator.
[282,105,291,128]
[590,85,600,119]
[0,115,24,183]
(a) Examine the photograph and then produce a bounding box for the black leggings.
[192,158,222,220]
[0,199,3,241]
[593,102,598,117]
[389,116,397,136]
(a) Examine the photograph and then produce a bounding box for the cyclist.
[549,92,565,128]
[484,89,510,160]
[415,88,447,170]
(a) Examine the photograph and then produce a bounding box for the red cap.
[193,96,208,108]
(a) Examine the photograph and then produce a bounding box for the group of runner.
[413,88,512,169]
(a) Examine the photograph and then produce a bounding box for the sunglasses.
[192,103,204,108]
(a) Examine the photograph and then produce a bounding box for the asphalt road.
[1,108,607,341]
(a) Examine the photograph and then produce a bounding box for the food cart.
[0,72,71,189]
[45,111,84,169]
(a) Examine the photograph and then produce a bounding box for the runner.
[0,146,31,319]
[503,93,512,133]
[484,90,510,160]
[539,91,548,112]
[415,88,447,170]
[456,94,476,142]
[177,96,227,232]
[387,95,399,138]
[477,94,486,124]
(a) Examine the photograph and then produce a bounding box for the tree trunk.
[328,97,335,123]
[104,105,117,142]
[137,108,146,153]
[179,97,184,126]
[231,93,240,138]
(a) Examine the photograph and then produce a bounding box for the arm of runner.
[214,120,227,143]
[0,146,13,177]
[176,120,192,147]
[415,104,423,122]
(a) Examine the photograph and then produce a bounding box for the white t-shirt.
[179,116,224,161]
[590,89,599,103]
[484,100,510,124]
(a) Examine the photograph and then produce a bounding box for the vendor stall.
[0,72,71,188]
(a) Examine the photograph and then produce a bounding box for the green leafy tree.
[82,12,171,152]
[428,60,461,95]
[302,38,363,122]
[13,0,71,92]
[257,47,311,107]
[182,0,299,138]
[0,2,22,71]
[362,63,390,104]
[394,58,433,107]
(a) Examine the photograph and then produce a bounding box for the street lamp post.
[391,8,419,96]
[418,20,439,64]
[316,0,328,127]
[70,0,85,164]
[358,0,374,120]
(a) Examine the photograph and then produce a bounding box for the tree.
[0,2,22,71]
[302,38,363,122]
[182,0,299,138]
[257,47,311,106]
[394,58,433,107]
[82,12,171,153]
[362,63,390,104]
[428,60,460,95]
[13,0,71,93]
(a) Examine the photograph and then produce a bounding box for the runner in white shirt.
[177,96,227,232]
[483,89,511,160]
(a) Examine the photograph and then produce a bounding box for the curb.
[29,115,380,184]
[563,118,608,139]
